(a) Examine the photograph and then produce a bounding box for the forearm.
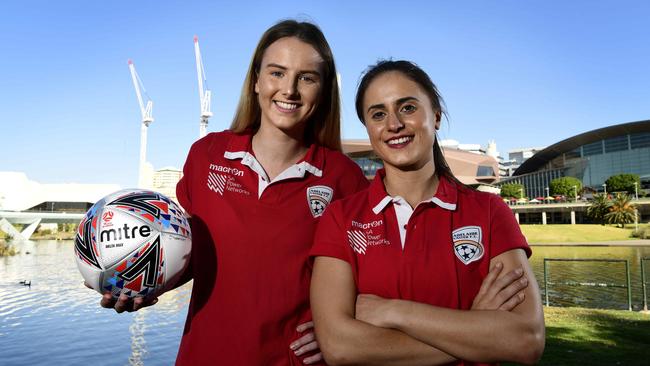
[316,315,455,366]
[387,300,544,364]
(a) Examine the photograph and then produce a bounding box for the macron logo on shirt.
[209,164,244,177]
[207,171,226,195]
[347,219,389,255]
[347,230,368,254]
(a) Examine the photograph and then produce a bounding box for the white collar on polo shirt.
[224,151,322,198]
[371,194,457,250]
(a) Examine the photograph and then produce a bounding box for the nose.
[282,75,299,99]
[386,112,404,131]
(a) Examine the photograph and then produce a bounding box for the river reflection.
[1,241,649,365]
[0,240,190,366]
[530,245,650,311]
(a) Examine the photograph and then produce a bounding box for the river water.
[1,240,650,365]
[0,240,190,365]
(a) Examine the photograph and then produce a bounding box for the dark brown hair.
[230,20,341,150]
[355,60,462,185]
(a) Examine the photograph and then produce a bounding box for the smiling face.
[362,71,441,172]
[254,37,325,137]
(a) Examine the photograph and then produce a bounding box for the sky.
[1,0,649,188]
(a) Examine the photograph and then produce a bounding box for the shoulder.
[190,130,236,154]
[327,185,371,214]
[320,147,369,196]
[456,184,501,210]
[322,148,363,173]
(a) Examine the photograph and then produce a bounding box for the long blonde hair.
[230,20,341,151]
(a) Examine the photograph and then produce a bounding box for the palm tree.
[604,193,636,228]
[587,193,611,225]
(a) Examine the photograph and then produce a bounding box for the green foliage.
[57,223,77,232]
[605,173,640,194]
[604,193,636,228]
[0,242,17,256]
[500,183,525,198]
[549,176,582,198]
[631,225,650,239]
[587,194,611,225]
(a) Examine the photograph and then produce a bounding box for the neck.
[251,124,309,180]
[383,160,439,209]
[253,124,307,161]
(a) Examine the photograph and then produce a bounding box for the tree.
[500,183,525,198]
[549,177,582,198]
[604,193,636,228]
[605,174,640,194]
[587,194,611,225]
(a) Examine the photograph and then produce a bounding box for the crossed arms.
[311,248,545,365]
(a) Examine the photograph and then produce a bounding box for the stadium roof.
[514,119,650,175]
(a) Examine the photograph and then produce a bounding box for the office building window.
[631,132,650,149]
[604,135,629,153]
[582,141,603,156]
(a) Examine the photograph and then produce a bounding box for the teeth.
[387,136,412,145]
[276,101,299,110]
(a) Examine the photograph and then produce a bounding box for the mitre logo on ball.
[75,189,192,299]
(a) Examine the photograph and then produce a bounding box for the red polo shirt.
[311,170,530,366]
[175,130,368,365]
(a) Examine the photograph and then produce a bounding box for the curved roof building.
[504,120,650,198]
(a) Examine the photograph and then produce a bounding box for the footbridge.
[0,210,84,240]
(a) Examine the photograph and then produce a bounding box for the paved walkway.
[530,240,650,246]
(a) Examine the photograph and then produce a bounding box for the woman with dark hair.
[103,20,368,365]
[310,60,545,365]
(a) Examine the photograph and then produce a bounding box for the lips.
[274,100,301,112]
[386,135,413,147]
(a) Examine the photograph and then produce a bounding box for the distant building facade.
[342,140,499,186]
[152,167,183,203]
[500,120,650,198]
[0,172,120,212]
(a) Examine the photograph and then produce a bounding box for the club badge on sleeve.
[452,226,484,265]
[307,185,333,218]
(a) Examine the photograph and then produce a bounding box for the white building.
[151,167,182,203]
[0,172,120,212]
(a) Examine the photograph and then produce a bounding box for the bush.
[0,242,17,256]
[631,225,650,239]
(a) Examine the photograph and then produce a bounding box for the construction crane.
[127,59,154,189]
[194,35,212,138]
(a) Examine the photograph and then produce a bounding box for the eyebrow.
[265,63,321,76]
[367,96,419,113]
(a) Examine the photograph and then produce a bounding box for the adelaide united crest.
[452,226,484,265]
[307,185,333,218]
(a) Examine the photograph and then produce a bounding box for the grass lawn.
[520,224,639,243]
[534,307,650,366]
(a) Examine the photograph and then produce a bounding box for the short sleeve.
[489,195,532,258]
[334,156,370,199]
[309,202,355,265]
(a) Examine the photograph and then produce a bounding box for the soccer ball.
[75,189,191,299]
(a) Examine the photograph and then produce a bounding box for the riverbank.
[521,224,649,244]
[29,231,76,240]
[534,306,650,366]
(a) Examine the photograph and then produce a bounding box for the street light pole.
[634,182,638,200]
[545,187,549,200]
[603,183,607,195]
